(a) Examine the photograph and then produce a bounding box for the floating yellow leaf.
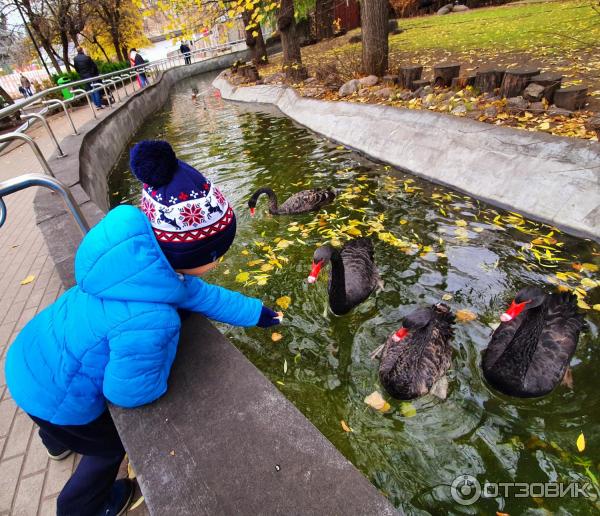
[276,295,292,310]
[341,420,353,432]
[593,304,600,311]
[248,259,264,267]
[364,391,391,413]
[455,220,468,227]
[271,332,283,342]
[581,278,598,289]
[400,402,416,417]
[577,299,590,310]
[276,239,293,249]
[20,275,35,285]
[576,432,585,452]
[456,309,477,322]
[283,359,288,374]
[261,263,274,272]
[127,461,136,479]
[473,227,484,233]
[235,272,250,283]
[442,293,453,301]
[241,249,249,256]
[581,263,599,272]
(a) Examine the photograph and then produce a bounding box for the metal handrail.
[90,82,113,108]
[70,88,97,118]
[0,173,89,234]
[0,133,55,177]
[43,99,78,135]
[20,113,65,157]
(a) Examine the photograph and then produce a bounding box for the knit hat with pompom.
[130,140,236,269]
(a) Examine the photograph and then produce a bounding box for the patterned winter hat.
[130,140,236,269]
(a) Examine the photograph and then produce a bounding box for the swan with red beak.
[482,286,584,398]
[371,304,455,400]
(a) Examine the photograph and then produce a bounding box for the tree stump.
[500,68,540,98]
[399,65,423,89]
[284,63,309,83]
[237,64,260,82]
[554,86,588,111]
[585,116,600,140]
[433,63,461,87]
[529,73,562,103]
[474,68,505,93]
[451,75,475,89]
[411,79,430,91]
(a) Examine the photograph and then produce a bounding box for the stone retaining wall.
[214,75,600,242]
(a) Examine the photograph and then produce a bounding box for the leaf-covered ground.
[252,0,600,140]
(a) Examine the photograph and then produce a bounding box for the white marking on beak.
[307,276,316,284]
[500,313,512,322]
[392,335,401,342]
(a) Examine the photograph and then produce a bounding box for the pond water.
[109,72,600,514]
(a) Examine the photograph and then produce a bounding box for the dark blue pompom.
[130,140,178,187]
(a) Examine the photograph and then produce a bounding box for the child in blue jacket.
[4,140,281,516]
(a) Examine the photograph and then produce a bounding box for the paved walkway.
[0,91,146,514]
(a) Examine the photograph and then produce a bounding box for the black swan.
[482,287,584,398]
[248,187,336,216]
[371,304,455,400]
[307,238,380,315]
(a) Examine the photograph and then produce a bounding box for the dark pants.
[184,53,191,65]
[84,81,102,108]
[29,410,125,516]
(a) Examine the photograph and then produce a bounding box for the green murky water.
[109,73,600,514]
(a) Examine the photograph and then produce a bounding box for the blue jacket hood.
[75,205,186,303]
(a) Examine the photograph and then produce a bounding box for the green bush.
[50,61,130,85]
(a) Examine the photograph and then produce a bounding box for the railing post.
[0,173,89,234]
[91,82,112,108]
[0,133,55,176]
[71,88,96,118]
[20,112,65,157]
[42,99,78,135]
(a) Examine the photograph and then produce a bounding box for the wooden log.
[474,68,505,93]
[529,73,562,103]
[553,86,588,111]
[451,75,476,89]
[399,65,423,89]
[433,63,461,87]
[500,68,540,98]
[411,79,430,91]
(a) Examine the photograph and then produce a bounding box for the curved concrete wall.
[33,54,398,515]
[214,75,600,242]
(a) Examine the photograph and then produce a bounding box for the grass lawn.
[253,0,599,139]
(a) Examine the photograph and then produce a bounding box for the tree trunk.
[242,10,268,65]
[277,0,307,81]
[40,39,62,74]
[0,84,14,105]
[95,38,110,61]
[60,31,71,72]
[361,0,388,76]
[315,0,334,40]
[109,29,124,62]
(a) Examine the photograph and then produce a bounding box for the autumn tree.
[277,0,307,80]
[314,0,333,39]
[361,0,388,76]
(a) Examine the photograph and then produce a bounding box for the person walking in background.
[73,47,103,110]
[19,74,33,97]
[129,48,148,87]
[180,41,192,65]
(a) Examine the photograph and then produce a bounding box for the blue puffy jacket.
[5,205,262,425]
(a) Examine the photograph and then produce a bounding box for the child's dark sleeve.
[103,308,180,408]
[177,276,262,327]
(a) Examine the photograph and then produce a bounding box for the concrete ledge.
[213,75,600,242]
[31,53,398,514]
[112,314,397,515]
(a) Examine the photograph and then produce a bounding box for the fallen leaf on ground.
[456,309,477,322]
[129,496,145,511]
[276,295,292,310]
[235,272,250,283]
[364,391,391,413]
[341,420,353,432]
[271,332,283,342]
[576,432,585,452]
[20,275,35,285]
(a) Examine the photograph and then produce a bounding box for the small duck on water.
[371,304,455,400]
[482,287,584,398]
[248,187,336,216]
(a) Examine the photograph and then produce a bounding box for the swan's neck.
[253,188,279,214]
[328,251,347,311]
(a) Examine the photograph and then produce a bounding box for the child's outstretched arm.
[178,275,279,327]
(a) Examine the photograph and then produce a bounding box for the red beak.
[249,207,255,217]
[501,299,530,322]
[392,327,409,342]
[307,260,323,284]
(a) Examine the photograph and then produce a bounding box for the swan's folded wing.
[280,189,335,213]
[482,319,522,371]
[523,294,583,396]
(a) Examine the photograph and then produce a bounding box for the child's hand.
[257,306,282,328]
